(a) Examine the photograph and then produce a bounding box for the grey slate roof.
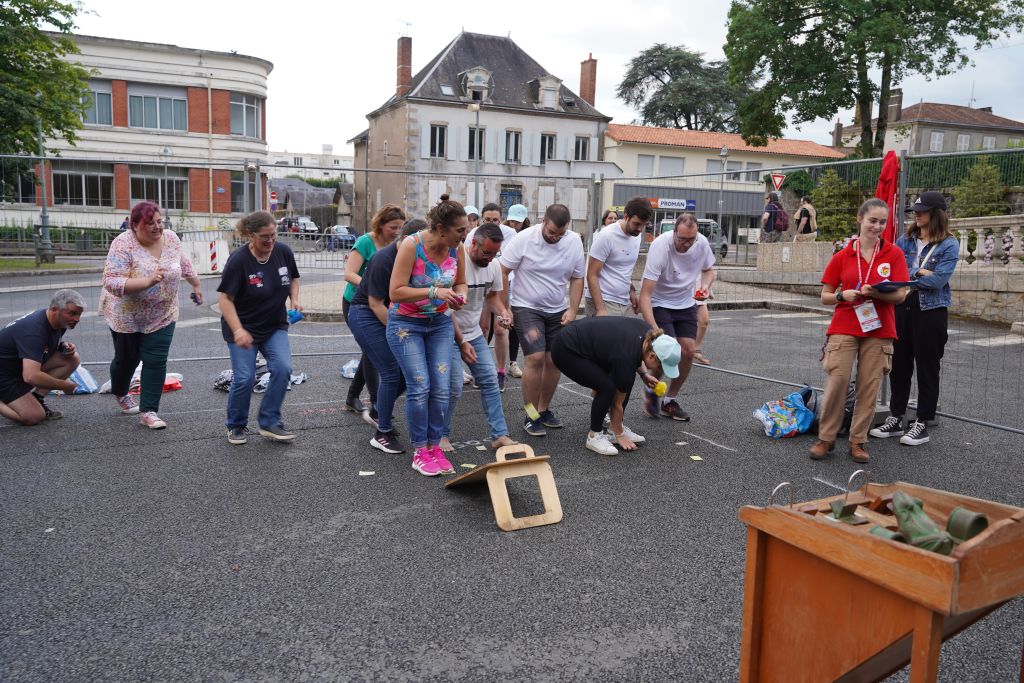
[373,32,608,121]
[269,178,338,208]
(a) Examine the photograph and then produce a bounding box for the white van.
[658,218,728,257]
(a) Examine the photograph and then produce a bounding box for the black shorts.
[652,305,698,340]
[0,374,33,404]
[512,306,564,356]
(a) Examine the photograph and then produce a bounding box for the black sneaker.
[371,430,405,454]
[344,397,367,414]
[869,416,903,439]
[900,420,930,446]
[497,373,506,393]
[523,417,547,436]
[539,410,563,428]
[227,427,250,445]
[33,393,63,420]
[259,424,296,442]
[660,399,690,421]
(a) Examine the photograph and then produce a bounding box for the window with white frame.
[956,134,971,152]
[744,162,763,183]
[430,124,447,158]
[230,93,261,138]
[505,130,521,163]
[82,89,112,125]
[52,163,114,207]
[982,136,996,150]
[659,156,684,176]
[128,94,186,131]
[540,134,556,164]
[929,131,944,152]
[705,159,723,173]
[231,171,257,213]
[727,160,743,181]
[129,165,189,210]
[637,154,655,177]
[468,127,485,161]
[333,159,340,166]
[574,136,590,161]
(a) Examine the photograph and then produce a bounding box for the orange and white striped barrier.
[209,241,218,272]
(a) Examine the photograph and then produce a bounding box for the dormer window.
[459,67,492,101]
[440,85,454,96]
[528,75,563,110]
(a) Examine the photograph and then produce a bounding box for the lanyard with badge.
[851,239,882,333]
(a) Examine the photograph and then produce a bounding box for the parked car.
[327,225,355,250]
[278,217,301,234]
[277,216,319,238]
[657,218,728,258]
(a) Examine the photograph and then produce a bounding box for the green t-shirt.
[343,233,378,302]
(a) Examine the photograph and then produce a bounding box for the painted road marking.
[756,312,827,319]
[680,431,737,453]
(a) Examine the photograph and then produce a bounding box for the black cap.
[912,191,947,212]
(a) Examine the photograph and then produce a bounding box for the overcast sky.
[72,0,1024,157]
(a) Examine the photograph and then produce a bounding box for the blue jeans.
[444,336,509,440]
[349,304,405,433]
[226,328,292,430]
[386,312,453,448]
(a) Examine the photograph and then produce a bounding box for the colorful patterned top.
[100,229,197,334]
[391,232,458,318]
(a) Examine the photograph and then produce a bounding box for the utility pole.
[36,107,54,264]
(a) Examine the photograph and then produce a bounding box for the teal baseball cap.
[652,334,681,378]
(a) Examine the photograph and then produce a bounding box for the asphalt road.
[1,307,1021,681]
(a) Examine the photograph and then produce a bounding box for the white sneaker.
[613,425,646,444]
[463,370,473,385]
[586,431,618,456]
[139,411,167,429]
[508,361,523,378]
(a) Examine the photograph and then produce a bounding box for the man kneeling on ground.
[0,289,84,425]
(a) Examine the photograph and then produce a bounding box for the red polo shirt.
[821,239,908,338]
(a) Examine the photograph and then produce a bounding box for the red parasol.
[874,150,900,243]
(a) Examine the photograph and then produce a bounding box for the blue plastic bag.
[68,367,99,394]
[753,389,816,438]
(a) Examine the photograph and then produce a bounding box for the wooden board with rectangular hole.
[445,444,562,532]
[738,481,1024,683]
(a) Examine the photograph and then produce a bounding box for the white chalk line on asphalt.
[557,382,592,400]
[812,475,847,492]
[680,431,738,453]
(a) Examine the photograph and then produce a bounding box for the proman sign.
[658,198,696,211]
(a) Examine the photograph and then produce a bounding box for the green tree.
[616,44,755,131]
[809,168,862,241]
[725,1,1024,157]
[285,175,341,189]
[950,156,1007,217]
[0,0,91,155]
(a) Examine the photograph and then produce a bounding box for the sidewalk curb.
[0,267,104,279]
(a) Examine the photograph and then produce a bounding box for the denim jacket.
[895,234,959,310]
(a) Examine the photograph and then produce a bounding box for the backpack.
[773,203,790,232]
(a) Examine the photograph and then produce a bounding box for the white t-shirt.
[499,225,586,313]
[584,221,641,305]
[453,258,503,342]
[642,231,716,309]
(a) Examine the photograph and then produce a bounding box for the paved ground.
[1,303,1021,681]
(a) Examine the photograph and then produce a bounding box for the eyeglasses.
[256,233,277,242]
[674,236,696,245]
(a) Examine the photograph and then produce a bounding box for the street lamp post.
[718,145,728,262]
[36,95,54,264]
[468,102,481,207]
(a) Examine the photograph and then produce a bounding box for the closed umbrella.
[874,150,900,243]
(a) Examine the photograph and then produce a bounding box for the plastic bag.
[129,373,183,395]
[753,389,816,438]
[68,367,99,394]
[340,359,359,379]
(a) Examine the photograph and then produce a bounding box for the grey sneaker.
[227,427,250,445]
[259,424,296,442]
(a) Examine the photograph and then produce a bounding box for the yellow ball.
[654,381,667,397]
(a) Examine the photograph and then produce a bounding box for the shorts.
[584,297,635,318]
[0,374,33,404]
[512,306,565,356]
[652,305,698,340]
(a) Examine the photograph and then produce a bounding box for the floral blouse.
[100,229,197,334]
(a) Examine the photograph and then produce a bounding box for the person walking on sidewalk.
[870,191,958,447]
[0,290,84,425]
[552,317,680,456]
[218,211,301,444]
[584,196,649,318]
[499,204,585,437]
[810,198,909,464]
[638,213,716,421]
[100,201,203,429]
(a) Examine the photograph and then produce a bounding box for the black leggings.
[551,337,631,433]
[342,299,379,404]
[889,293,947,421]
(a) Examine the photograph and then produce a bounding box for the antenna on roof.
[968,80,977,108]
[395,17,412,34]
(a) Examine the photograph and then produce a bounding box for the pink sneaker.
[139,411,167,429]
[115,394,139,414]
[411,447,441,476]
[431,445,455,474]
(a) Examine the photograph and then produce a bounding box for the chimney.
[579,53,597,106]
[979,106,993,113]
[832,119,844,147]
[396,36,412,98]
[887,87,903,122]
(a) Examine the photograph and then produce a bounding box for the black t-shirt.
[560,317,648,392]
[351,242,399,307]
[0,309,65,381]
[797,207,812,233]
[217,243,300,343]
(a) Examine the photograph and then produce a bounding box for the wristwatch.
[836,290,844,303]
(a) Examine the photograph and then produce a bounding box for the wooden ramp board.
[446,444,562,532]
